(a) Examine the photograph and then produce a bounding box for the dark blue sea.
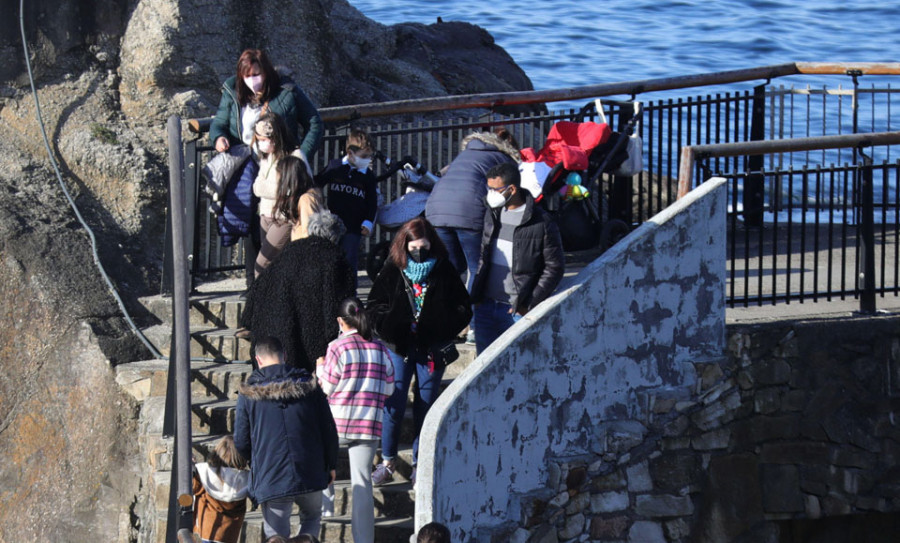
[350,0,900,110]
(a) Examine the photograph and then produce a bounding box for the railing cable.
[19,0,163,360]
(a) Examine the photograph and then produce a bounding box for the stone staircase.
[117,276,477,543]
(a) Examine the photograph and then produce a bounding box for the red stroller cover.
[520,121,612,171]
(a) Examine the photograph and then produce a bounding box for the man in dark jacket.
[471,162,565,354]
[425,129,520,344]
[233,336,339,539]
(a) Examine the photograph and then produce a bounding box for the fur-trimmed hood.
[239,365,319,401]
[461,131,521,163]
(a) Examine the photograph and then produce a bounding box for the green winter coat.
[209,74,324,159]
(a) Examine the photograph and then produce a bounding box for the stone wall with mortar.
[416,179,728,541]
[477,312,900,542]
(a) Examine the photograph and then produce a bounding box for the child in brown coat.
[193,435,250,543]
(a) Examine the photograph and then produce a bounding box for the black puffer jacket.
[241,236,355,371]
[366,258,472,358]
[471,192,565,314]
[425,132,520,231]
[233,364,339,505]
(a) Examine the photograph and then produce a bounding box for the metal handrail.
[187,62,900,131]
[677,131,900,197]
[677,130,900,314]
[165,115,194,540]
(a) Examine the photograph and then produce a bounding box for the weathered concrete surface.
[416,179,727,540]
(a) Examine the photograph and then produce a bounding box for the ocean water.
[349,0,900,110]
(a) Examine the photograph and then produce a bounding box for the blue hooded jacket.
[233,365,339,504]
[425,131,520,231]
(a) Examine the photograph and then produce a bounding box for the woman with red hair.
[209,49,323,291]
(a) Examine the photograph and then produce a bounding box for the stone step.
[234,511,414,543]
[144,324,253,362]
[150,510,413,543]
[188,388,437,449]
[150,427,416,483]
[150,472,414,528]
[191,397,238,435]
[140,290,247,329]
[116,359,253,401]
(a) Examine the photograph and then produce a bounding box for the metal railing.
[160,63,900,539]
[165,63,900,297]
[163,115,194,540]
[677,131,900,312]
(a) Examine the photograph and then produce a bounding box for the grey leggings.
[261,491,323,538]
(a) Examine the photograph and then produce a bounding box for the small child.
[192,435,250,543]
[317,296,395,543]
[315,128,379,289]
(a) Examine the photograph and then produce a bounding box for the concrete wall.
[416,178,727,541]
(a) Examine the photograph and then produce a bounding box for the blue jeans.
[435,227,481,328]
[340,232,362,292]
[381,346,445,466]
[473,299,522,354]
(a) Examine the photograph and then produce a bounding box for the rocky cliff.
[0,0,534,539]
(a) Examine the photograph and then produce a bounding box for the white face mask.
[352,154,372,172]
[244,75,264,93]
[486,187,511,209]
[256,140,273,154]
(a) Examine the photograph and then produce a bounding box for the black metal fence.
[167,80,900,310]
[716,159,900,308]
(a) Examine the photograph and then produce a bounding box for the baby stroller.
[365,153,439,279]
[520,100,643,251]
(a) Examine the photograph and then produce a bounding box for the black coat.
[366,258,472,358]
[233,364,339,505]
[471,192,565,314]
[241,236,355,371]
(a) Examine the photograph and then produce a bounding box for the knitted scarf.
[403,258,437,321]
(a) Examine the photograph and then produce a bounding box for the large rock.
[0,157,145,540]
[0,0,536,540]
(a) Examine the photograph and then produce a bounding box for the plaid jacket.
[319,332,395,441]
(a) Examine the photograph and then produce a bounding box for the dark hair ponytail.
[338,297,372,340]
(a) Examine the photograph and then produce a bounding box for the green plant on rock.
[90,123,118,145]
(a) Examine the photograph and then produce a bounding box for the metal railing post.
[858,148,877,313]
[164,115,195,541]
[744,84,767,226]
[609,103,635,225]
[184,139,200,292]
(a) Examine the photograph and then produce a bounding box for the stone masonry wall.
[417,174,900,541]
[483,314,900,543]
[416,179,727,541]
